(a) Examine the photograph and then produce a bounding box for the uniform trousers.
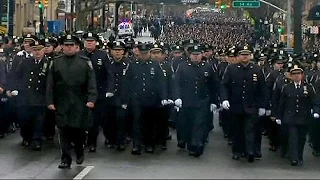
[43,109,56,138]
[231,113,257,156]
[177,107,209,153]
[58,127,86,164]
[19,106,46,142]
[311,118,320,152]
[88,99,107,147]
[287,124,308,161]
[132,106,157,148]
[154,106,170,146]
[0,98,9,134]
[105,105,127,145]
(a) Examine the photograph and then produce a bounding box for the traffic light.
[38,1,44,9]
[221,3,227,9]
[43,0,49,7]
[278,26,284,34]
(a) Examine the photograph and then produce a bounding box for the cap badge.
[67,35,71,39]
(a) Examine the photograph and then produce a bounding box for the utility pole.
[287,0,292,48]
[70,0,75,32]
[293,0,302,54]
[39,1,45,38]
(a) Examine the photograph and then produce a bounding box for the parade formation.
[0,8,320,173]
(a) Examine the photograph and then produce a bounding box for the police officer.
[275,63,318,166]
[0,47,7,138]
[150,42,173,149]
[10,39,49,150]
[220,45,267,162]
[106,41,129,150]
[123,43,167,155]
[173,45,219,157]
[43,37,59,140]
[46,35,97,169]
[79,32,114,152]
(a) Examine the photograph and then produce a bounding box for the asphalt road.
[0,112,320,179]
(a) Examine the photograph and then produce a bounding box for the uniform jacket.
[79,49,114,100]
[220,62,267,114]
[276,82,318,125]
[46,54,97,129]
[173,60,219,108]
[123,59,167,107]
[11,56,49,106]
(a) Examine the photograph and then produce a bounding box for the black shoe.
[298,160,303,165]
[125,137,131,144]
[131,148,141,155]
[189,151,196,156]
[291,160,298,166]
[117,144,126,151]
[88,146,96,153]
[0,133,4,139]
[269,146,277,152]
[248,154,255,163]
[166,134,172,140]
[31,141,42,151]
[76,155,84,165]
[46,136,54,140]
[223,134,228,138]
[58,162,71,169]
[228,140,233,145]
[161,144,167,150]
[241,153,247,158]
[107,144,115,148]
[23,139,31,147]
[232,154,240,160]
[177,142,185,150]
[255,152,262,160]
[145,146,153,153]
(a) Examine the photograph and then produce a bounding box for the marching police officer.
[10,39,49,150]
[105,41,129,150]
[0,48,7,137]
[275,63,318,166]
[123,43,167,155]
[46,35,97,169]
[173,45,219,157]
[220,45,267,162]
[43,37,59,140]
[79,32,114,152]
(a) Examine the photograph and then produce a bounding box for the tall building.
[14,0,59,36]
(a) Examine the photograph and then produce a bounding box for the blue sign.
[47,20,64,35]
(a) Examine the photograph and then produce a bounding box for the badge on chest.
[253,73,258,82]
[97,59,102,66]
[151,67,155,75]
[204,71,209,77]
[303,86,308,95]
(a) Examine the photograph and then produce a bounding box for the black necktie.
[297,84,300,89]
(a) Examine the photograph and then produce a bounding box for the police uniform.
[105,41,129,150]
[11,39,49,150]
[123,43,167,155]
[0,48,7,137]
[276,64,318,166]
[150,43,174,149]
[46,35,97,169]
[79,32,114,152]
[173,45,219,157]
[43,37,59,140]
[220,45,267,162]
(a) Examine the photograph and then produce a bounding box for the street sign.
[1,17,8,22]
[181,0,199,4]
[232,1,261,8]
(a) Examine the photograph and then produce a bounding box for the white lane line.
[73,166,95,180]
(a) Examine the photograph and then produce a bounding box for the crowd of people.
[0,9,320,171]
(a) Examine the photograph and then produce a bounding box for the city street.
[0,112,320,179]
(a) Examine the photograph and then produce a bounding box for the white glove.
[265,110,271,116]
[121,104,127,110]
[210,104,217,112]
[161,99,168,106]
[174,99,182,108]
[168,99,174,104]
[106,92,114,97]
[11,90,19,96]
[222,100,230,110]
[17,51,24,56]
[314,113,320,119]
[258,108,266,117]
[174,106,180,112]
[276,119,281,125]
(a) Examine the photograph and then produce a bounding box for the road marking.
[73,166,94,180]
